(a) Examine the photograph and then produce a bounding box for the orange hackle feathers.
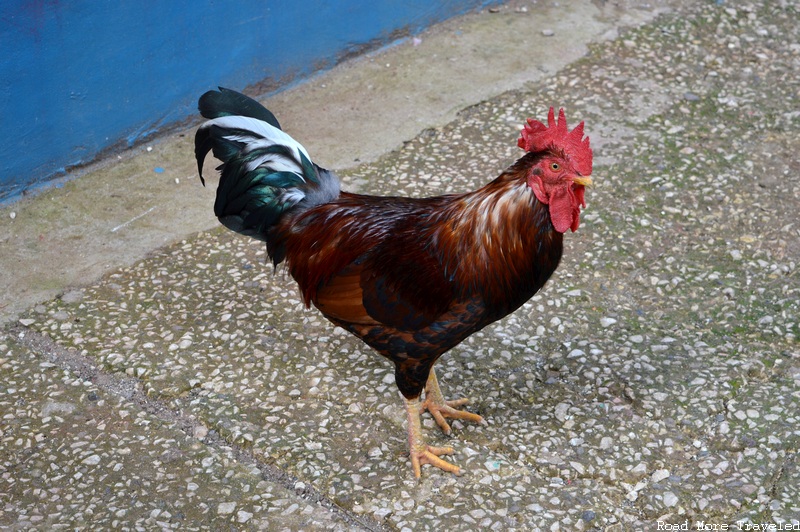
[518,108,592,177]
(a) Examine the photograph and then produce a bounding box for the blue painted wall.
[0,0,499,201]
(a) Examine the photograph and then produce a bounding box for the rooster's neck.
[433,160,563,313]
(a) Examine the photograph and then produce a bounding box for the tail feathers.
[195,88,340,244]
[198,86,281,128]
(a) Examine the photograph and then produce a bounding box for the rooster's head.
[518,108,593,233]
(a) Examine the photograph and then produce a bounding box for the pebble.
[600,317,617,328]
[567,348,585,358]
[217,502,236,515]
[663,492,679,508]
[554,402,570,422]
[651,469,670,483]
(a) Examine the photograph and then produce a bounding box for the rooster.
[195,87,593,477]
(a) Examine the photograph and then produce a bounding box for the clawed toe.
[410,445,460,478]
[422,370,484,435]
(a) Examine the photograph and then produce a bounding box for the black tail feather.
[198,87,282,129]
[194,88,341,249]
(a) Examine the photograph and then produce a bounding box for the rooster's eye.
[550,162,560,172]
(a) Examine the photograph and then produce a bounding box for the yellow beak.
[572,175,593,187]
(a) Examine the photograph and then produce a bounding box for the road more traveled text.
[657,521,800,531]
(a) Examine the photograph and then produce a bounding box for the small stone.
[82,454,101,465]
[52,310,70,321]
[193,425,209,439]
[217,502,236,515]
[237,510,253,523]
[663,492,678,507]
[554,402,570,422]
[630,462,647,475]
[541,29,555,37]
[567,349,585,358]
[600,317,617,328]
[651,469,670,483]
[741,484,758,495]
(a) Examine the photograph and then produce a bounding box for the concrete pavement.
[2,1,798,530]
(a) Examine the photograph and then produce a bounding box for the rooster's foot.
[422,368,484,435]
[404,396,461,478]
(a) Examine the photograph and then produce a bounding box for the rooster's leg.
[405,396,460,478]
[422,368,484,435]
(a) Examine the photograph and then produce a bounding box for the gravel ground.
[3,1,799,530]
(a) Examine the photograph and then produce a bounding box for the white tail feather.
[242,150,305,175]
[203,114,310,159]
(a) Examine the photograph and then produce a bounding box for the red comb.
[518,107,592,176]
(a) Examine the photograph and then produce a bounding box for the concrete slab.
[2,0,799,530]
[1,330,358,529]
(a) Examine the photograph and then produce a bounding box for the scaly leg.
[421,368,484,435]
[405,396,460,478]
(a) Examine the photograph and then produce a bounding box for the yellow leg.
[405,396,461,478]
[422,368,484,435]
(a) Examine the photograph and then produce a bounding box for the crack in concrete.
[9,324,388,532]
